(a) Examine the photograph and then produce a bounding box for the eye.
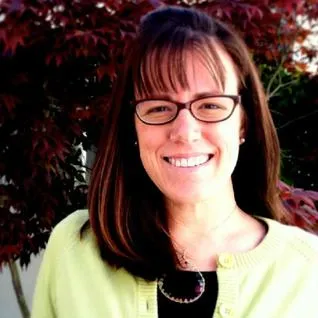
[145,105,174,114]
[200,103,221,109]
[148,106,171,113]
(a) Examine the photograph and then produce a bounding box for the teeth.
[195,157,202,166]
[188,157,195,166]
[167,155,210,167]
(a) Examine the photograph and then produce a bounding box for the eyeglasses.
[134,95,241,125]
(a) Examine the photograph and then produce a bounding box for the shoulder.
[52,209,89,237]
[45,209,90,259]
[261,217,318,262]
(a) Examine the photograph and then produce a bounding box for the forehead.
[178,50,238,97]
[134,40,239,100]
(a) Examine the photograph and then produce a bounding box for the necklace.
[158,205,238,304]
[158,252,205,304]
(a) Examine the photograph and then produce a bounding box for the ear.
[239,108,247,141]
[240,126,245,139]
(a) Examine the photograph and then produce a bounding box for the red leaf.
[0,94,20,113]
[96,63,116,81]
[294,62,308,72]
[55,54,63,67]
[0,21,28,54]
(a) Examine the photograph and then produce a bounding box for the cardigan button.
[219,304,235,317]
[218,254,234,268]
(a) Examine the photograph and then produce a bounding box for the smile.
[163,155,213,167]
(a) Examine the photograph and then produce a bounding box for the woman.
[32,6,318,318]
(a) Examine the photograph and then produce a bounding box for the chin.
[164,188,213,205]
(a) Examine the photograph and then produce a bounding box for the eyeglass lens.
[136,96,236,124]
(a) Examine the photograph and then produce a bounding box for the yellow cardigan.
[32,209,318,318]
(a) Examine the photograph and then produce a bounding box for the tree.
[0,1,151,316]
[0,1,317,316]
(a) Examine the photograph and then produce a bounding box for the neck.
[166,185,239,239]
[168,201,266,271]
[165,189,257,270]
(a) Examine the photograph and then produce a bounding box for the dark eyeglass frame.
[133,95,241,125]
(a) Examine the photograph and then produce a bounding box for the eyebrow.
[146,91,223,101]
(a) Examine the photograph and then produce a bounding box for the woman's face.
[134,47,244,204]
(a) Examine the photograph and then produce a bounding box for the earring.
[134,141,138,146]
[240,137,246,144]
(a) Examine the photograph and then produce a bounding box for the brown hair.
[87,6,289,280]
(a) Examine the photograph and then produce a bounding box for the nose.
[169,109,201,143]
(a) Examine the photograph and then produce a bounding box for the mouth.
[163,154,214,168]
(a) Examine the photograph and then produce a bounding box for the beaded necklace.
[158,253,206,304]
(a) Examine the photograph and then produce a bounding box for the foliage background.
[0,0,317,270]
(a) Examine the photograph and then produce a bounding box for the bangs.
[133,32,227,99]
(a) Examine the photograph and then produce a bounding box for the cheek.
[135,125,162,170]
[138,141,165,190]
[213,122,241,166]
[137,130,157,158]
[224,135,241,172]
[139,143,155,168]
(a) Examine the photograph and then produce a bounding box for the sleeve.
[31,210,88,318]
[31,226,61,318]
